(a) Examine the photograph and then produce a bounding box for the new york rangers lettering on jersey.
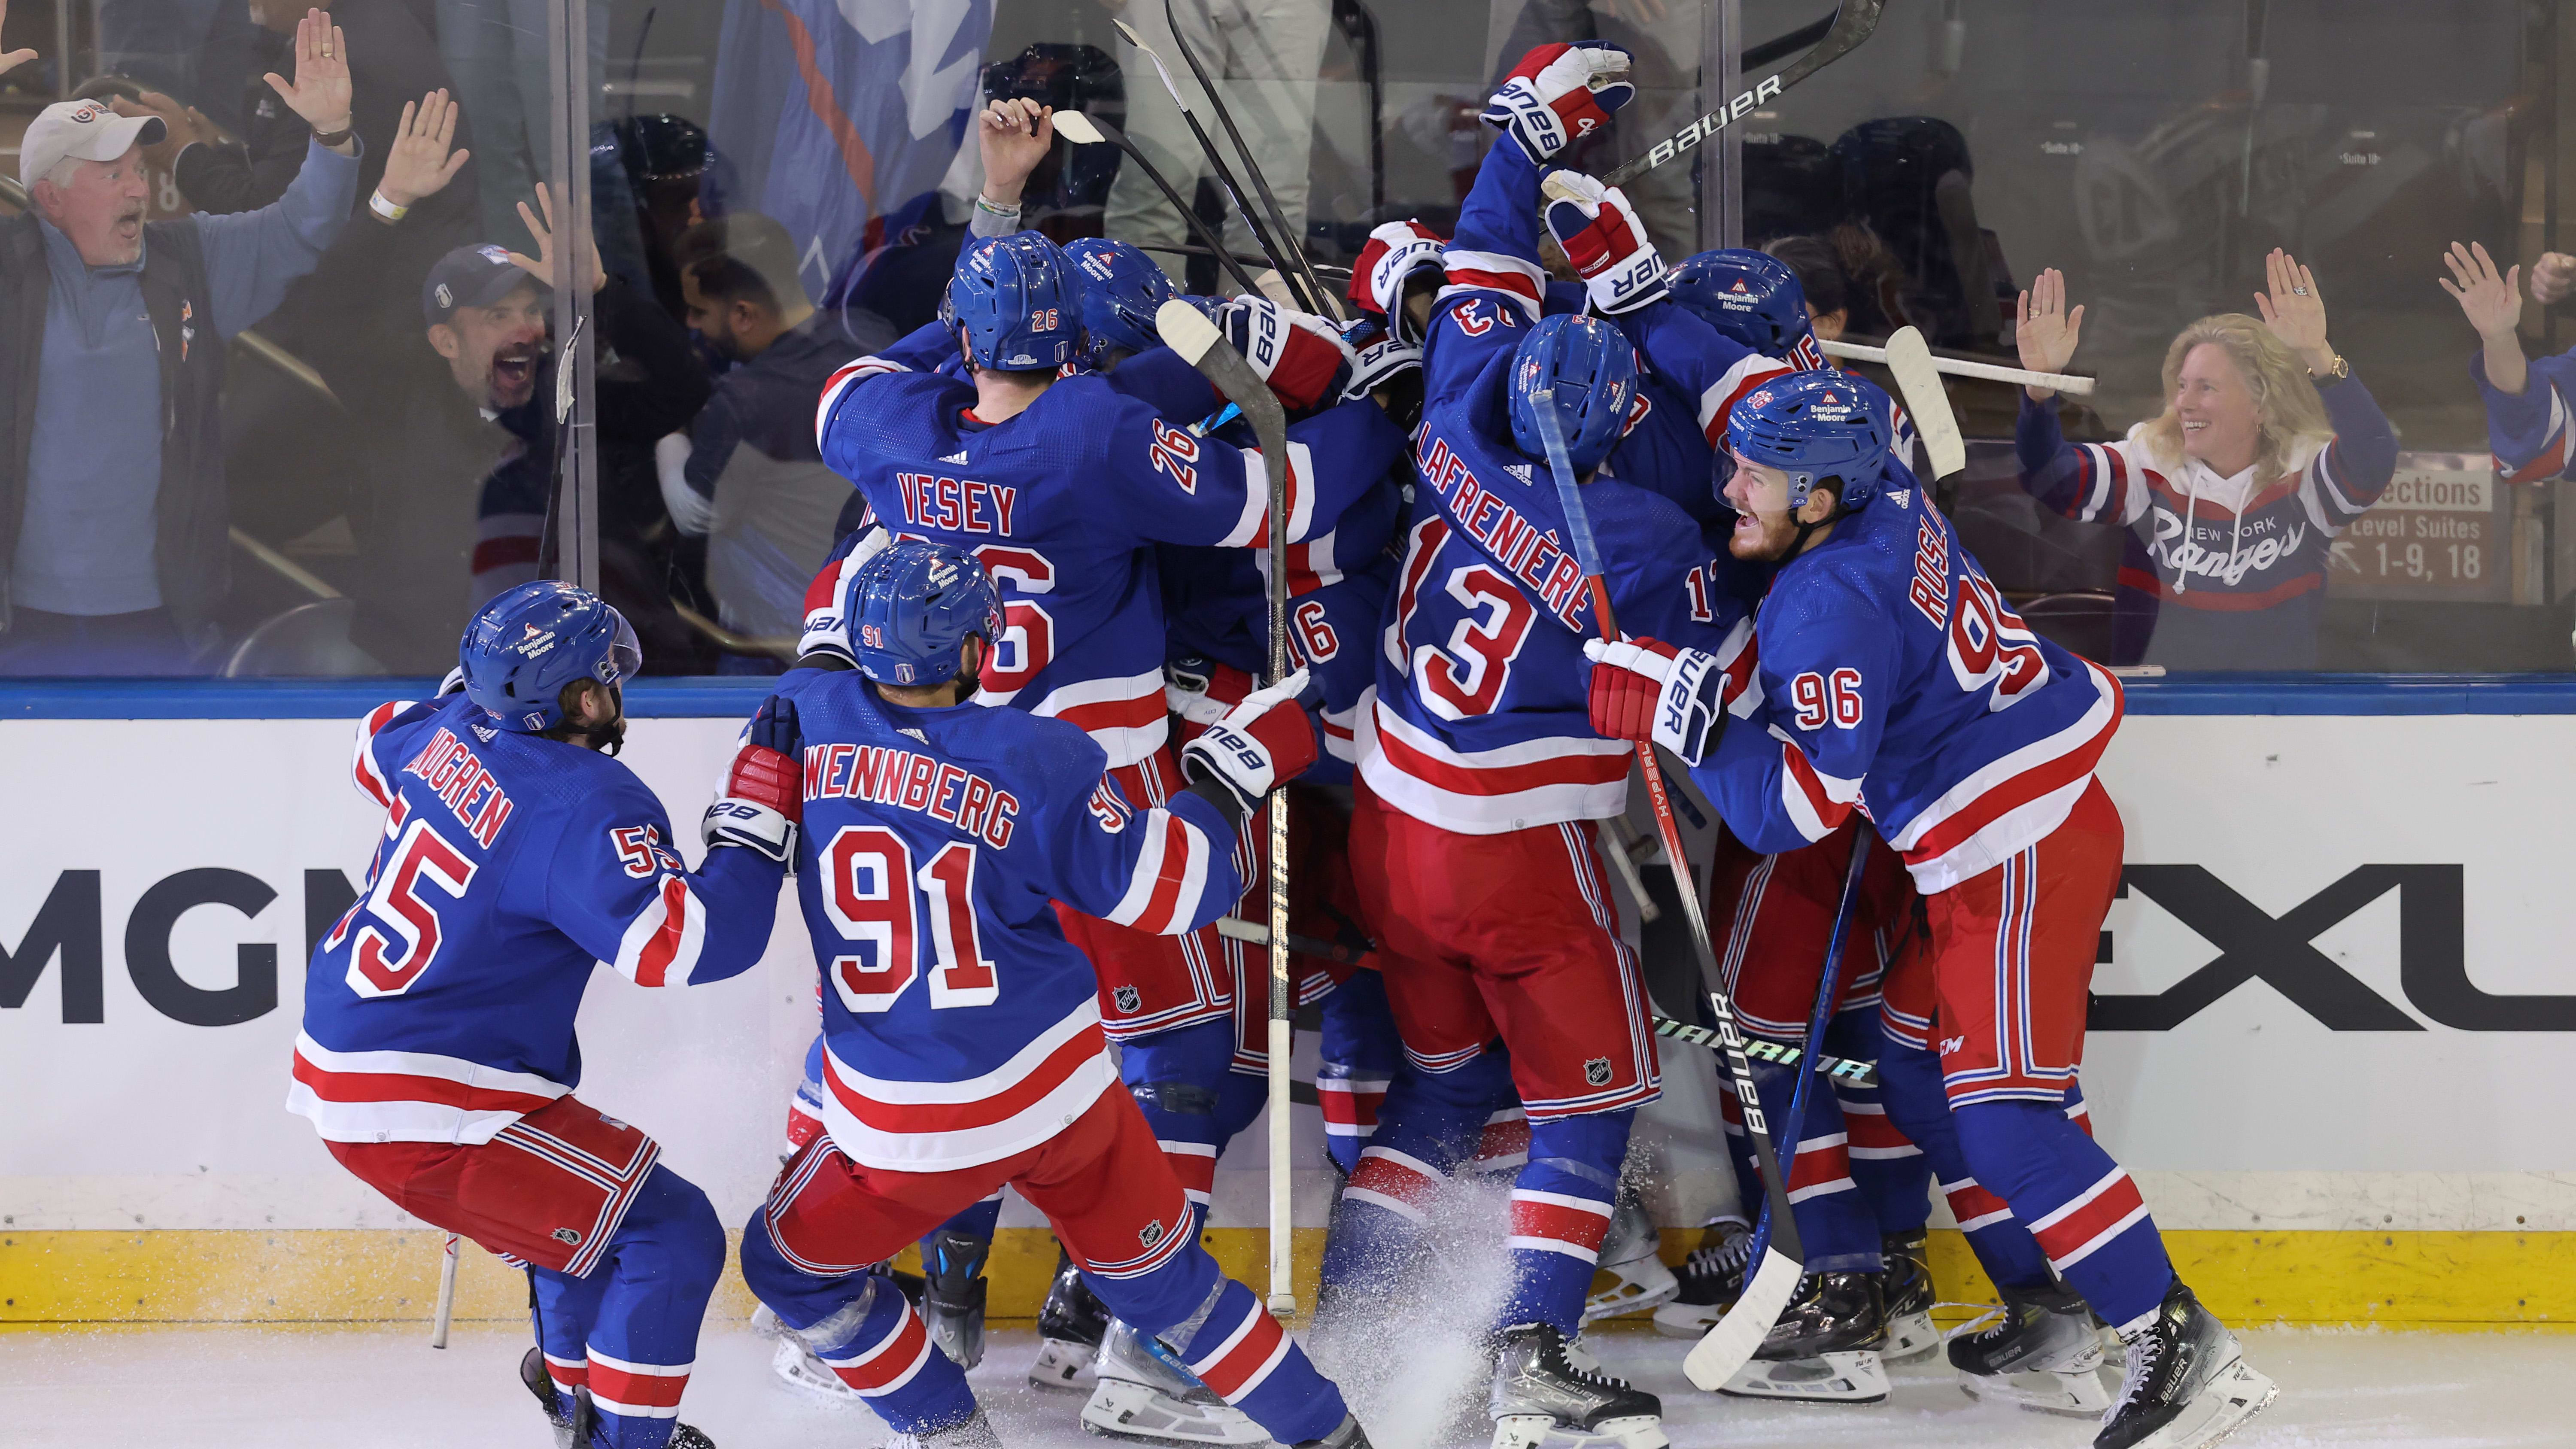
[290,693,784,1146]
[814,321,1406,768]
[778,668,1248,1172]
[1697,483,2124,893]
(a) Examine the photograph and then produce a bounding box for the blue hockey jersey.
[815,324,1406,770]
[1689,481,2124,893]
[289,694,785,1145]
[781,668,1249,1171]
[1358,138,1758,835]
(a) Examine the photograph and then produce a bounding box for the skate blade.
[1718,1350,1889,1404]
[768,1337,866,1407]
[2127,1356,2279,1449]
[1648,1300,1725,1339]
[1583,1263,1682,1324]
[1031,1337,1101,1393]
[1080,1377,1273,1446]
[1881,1309,1940,1364]
[1956,1364,2112,1418]
[1490,1413,1668,1449]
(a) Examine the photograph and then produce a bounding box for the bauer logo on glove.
[1177,667,1318,817]
[1481,42,1636,164]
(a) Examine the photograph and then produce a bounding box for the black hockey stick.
[1116,16,1320,312]
[1166,0,1343,319]
[1527,390,1804,1390]
[1603,0,1888,187]
[1158,300,1298,1314]
[1653,1016,1877,1088]
[1051,110,1265,298]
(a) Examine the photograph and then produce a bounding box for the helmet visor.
[600,609,643,686]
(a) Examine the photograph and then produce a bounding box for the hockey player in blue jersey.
[1586,371,2277,1449]
[736,540,1374,1449]
[290,580,807,1449]
[1321,43,1771,1449]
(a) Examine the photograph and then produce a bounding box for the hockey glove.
[1219,298,1357,413]
[1583,636,1727,766]
[1540,170,1668,316]
[1344,330,1424,405]
[797,524,891,668]
[1349,219,1449,345]
[1179,666,1318,819]
[1482,42,1635,165]
[705,694,804,863]
[1165,656,1255,733]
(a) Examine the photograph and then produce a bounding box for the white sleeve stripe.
[813,358,907,450]
[2079,445,2114,520]
[1216,451,1268,549]
[1440,248,1543,295]
[1104,812,1174,927]
[1283,442,1315,542]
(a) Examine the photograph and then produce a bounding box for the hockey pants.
[528,1165,726,1449]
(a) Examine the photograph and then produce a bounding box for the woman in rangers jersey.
[2011,253,2396,669]
[1586,371,2276,1449]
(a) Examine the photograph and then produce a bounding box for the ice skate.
[1080,1319,1270,1446]
[1488,1322,1666,1449]
[1718,1272,1889,1404]
[888,1408,1007,1449]
[1879,1229,1939,1364]
[1649,1221,1748,1339]
[770,1332,867,1406]
[1297,1413,1374,1449]
[538,1371,719,1449]
[1032,1247,1111,1393]
[1582,1197,1679,1324]
[920,1226,993,1371]
[1949,1279,2111,1417]
[520,1346,577,1449]
[2094,1280,2276,1449]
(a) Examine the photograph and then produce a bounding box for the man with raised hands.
[1583,371,2277,1449]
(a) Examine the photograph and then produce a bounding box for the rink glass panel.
[3,0,2570,677]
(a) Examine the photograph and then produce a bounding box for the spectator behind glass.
[656,212,890,671]
[2442,240,2576,488]
[2011,252,2398,671]
[1763,234,1853,342]
[0,12,357,676]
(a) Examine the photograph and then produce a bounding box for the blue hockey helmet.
[942,232,1079,371]
[1726,369,1893,511]
[459,580,642,733]
[1506,313,1638,474]
[1669,249,1814,357]
[1063,237,1175,367]
[843,539,1006,688]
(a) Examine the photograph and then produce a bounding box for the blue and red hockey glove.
[1482,42,1635,164]
[1584,636,1726,766]
[1542,170,1668,316]
[1348,219,1448,345]
[1179,666,1318,818]
[1219,298,1357,413]
[705,693,804,862]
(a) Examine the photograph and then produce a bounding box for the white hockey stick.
[1879,327,1969,480]
[430,1231,459,1348]
[1820,336,2096,398]
[1158,299,1299,1316]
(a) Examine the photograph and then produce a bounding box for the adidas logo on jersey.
[1506,463,1534,484]
[898,727,928,744]
[939,450,969,465]
[1886,489,1912,507]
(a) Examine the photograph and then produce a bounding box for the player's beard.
[1726,506,1802,562]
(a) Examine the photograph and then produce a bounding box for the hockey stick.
[1731,829,1873,1382]
[430,1231,460,1348]
[1526,390,1803,1391]
[1819,336,2096,398]
[1052,111,1266,299]
[1165,0,1345,320]
[1604,0,1888,187]
[1653,1016,1877,1087]
[1879,326,1968,480]
[1157,299,1299,1315]
[1116,17,1322,314]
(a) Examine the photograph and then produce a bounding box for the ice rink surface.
[5,1322,2566,1449]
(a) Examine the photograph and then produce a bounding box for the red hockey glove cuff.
[1180,667,1318,818]
[1541,170,1668,316]
[1584,636,1726,766]
[1220,298,1356,413]
[705,695,804,862]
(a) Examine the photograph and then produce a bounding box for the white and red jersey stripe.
[285,1031,571,1144]
[1505,1187,1614,1263]
[1692,351,1798,445]
[1182,1290,1297,1405]
[1356,690,1634,836]
[1437,248,1544,320]
[2027,1166,2152,1276]
[819,998,1118,1172]
[1881,661,2122,893]
[979,666,1171,769]
[1939,1175,2017,1233]
[583,1350,692,1422]
[1783,1130,1857,1206]
[818,1297,938,1397]
[1343,1144,1444,1224]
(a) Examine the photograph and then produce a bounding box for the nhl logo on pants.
[1114,985,1142,1013]
[552,1227,582,1245]
[1584,1057,1613,1087]
[1139,1218,1166,1250]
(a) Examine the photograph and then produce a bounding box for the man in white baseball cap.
[0,8,361,674]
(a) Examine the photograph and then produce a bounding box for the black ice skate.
[1030,1246,1110,1392]
[1297,1412,1376,1449]
[1080,1319,1268,1446]
[921,1226,993,1371]
[2094,1280,2276,1449]
[1880,1229,1940,1363]
[888,1407,1006,1449]
[1717,1272,1889,1404]
[1581,1195,1679,1324]
[1950,1278,2111,1416]
[1649,1220,1748,1339]
[1487,1321,1667,1449]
